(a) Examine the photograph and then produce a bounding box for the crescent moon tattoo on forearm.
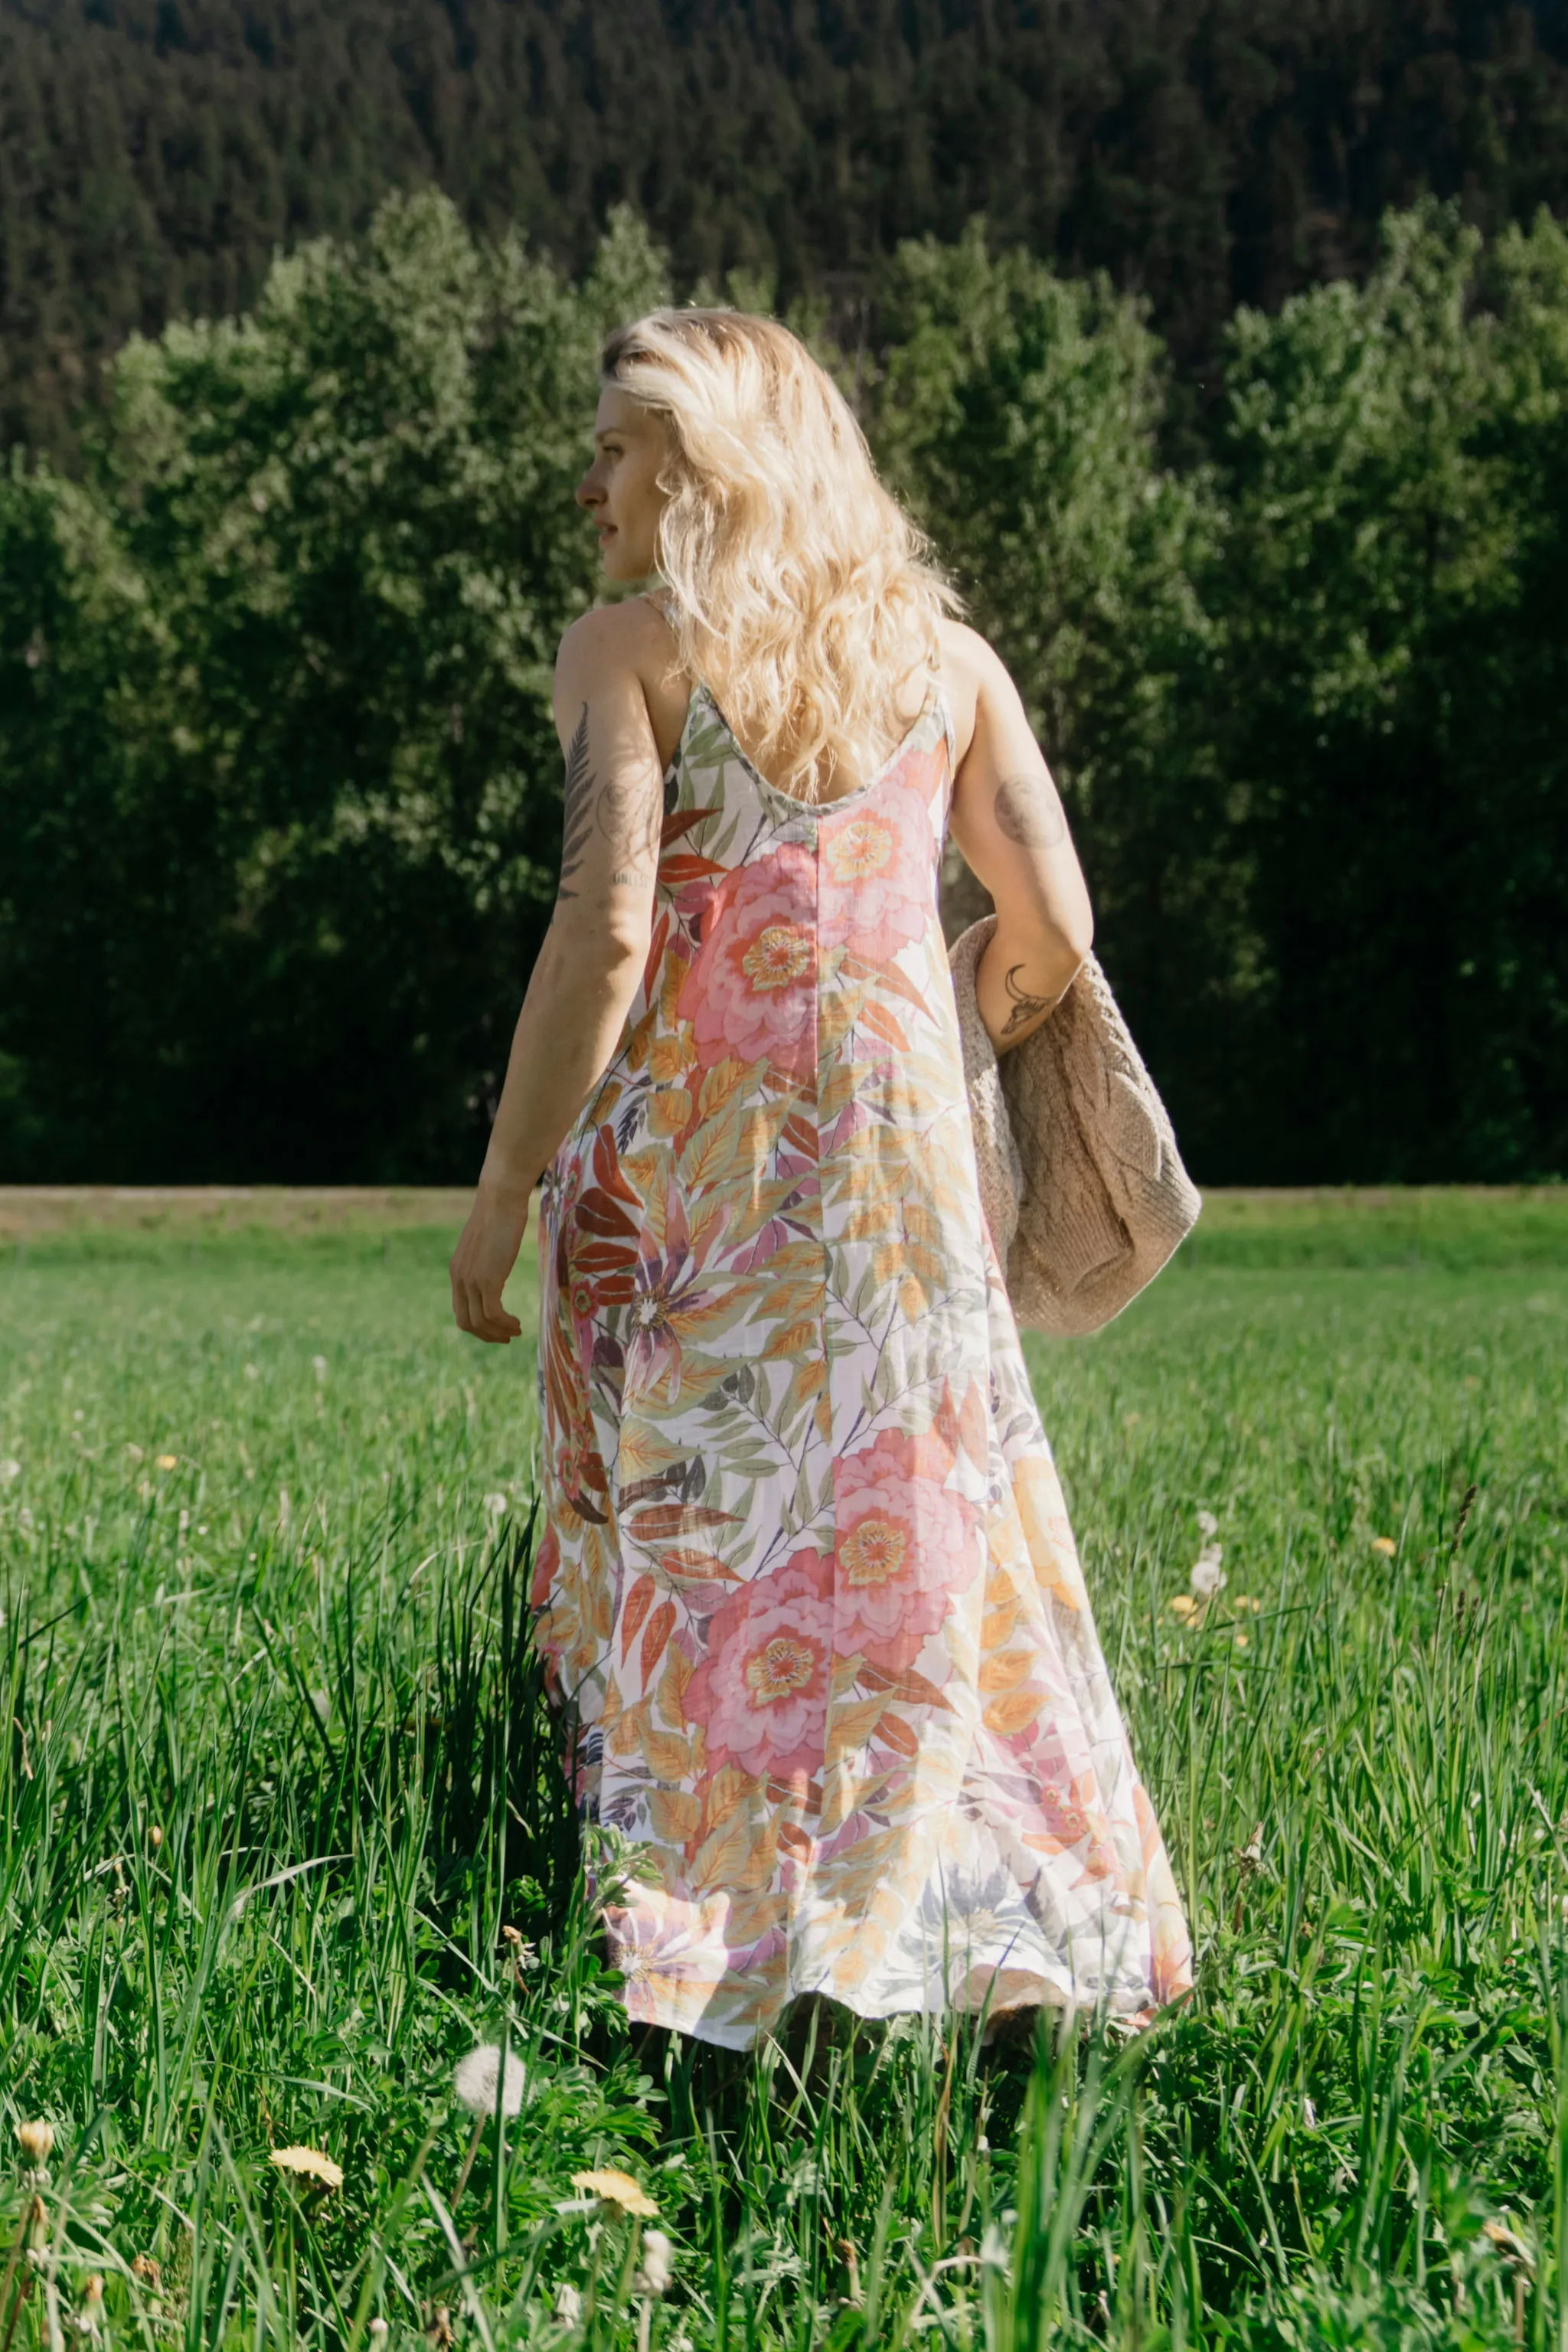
[1001,963,1057,1037]
[556,703,662,901]
[993,773,1068,849]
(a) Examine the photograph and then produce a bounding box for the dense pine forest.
[4,0,1568,454]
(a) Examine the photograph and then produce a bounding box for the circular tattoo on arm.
[993,773,1067,850]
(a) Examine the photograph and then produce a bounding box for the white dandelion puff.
[1197,1508,1218,1538]
[483,1491,508,1518]
[452,2043,524,2118]
[312,1355,328,1383]
[1190,1542,1226,1598]
[634,2231,675,2298]
[0,1459,20,1484]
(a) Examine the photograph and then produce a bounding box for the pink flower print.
[831,1426,982,1666]
[684,1549,834,1783]
[819,773,938,962]
[676,846,817,1082]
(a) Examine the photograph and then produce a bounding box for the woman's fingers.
[451,1264,521,1344]
[449,1196,529,1343]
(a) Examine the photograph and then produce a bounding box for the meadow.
[2,1188,1566,2350]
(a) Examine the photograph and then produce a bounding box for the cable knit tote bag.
[949,917,1201,1337]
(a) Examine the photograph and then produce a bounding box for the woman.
[450,310,1191,2050]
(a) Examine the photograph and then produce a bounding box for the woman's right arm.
[945,629,1095,1054]
[449,609,665,1343]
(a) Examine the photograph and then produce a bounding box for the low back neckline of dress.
[665,678,954,818]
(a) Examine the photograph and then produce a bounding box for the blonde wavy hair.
[600,309,956,803]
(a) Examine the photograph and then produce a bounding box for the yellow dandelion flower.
[570,2167,658,2216]
[1370,1536,1396,1557]
[1168,1594,1199,1621]
[155,1455,178,1471]
[270,2145,343,2190]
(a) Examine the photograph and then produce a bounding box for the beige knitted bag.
[948,916,1201,1336]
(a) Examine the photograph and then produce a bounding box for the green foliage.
[1,195,1566,1182]
[0,195,667,1179]
[1206,204,1568,1181]
[2,1223,1566,2341]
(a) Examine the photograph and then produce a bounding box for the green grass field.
[2,1191,1566,2350]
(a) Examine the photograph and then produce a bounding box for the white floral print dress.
[533,682,1192,2048]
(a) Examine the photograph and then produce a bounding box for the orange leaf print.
[644,1725,693,1783]
[640,912,670,1004]
[659,805,717,848]
[778,1821,813,1863]
[877,1712,920,1760]
[620,1576,656,1661]
[984,1687,1047,1739]
[860,1001,911,1053]
[689,1807,768,1896]
[763,1318,818,1359]
[659,1548,740,1583]
[641,1599,677,1684]
[627,1503,738,1541]
[978,1648,1034,1694]
[592,1125,640,1204]
[701,1762,754,1828]
[660,852,729,889]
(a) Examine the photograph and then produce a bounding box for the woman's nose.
[576,472,601,509]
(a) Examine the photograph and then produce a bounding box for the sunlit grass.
[2,1207,1566,2347]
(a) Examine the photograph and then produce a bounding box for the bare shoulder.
[556,596,674,685]
[936,617,1017,763]
[555,597,688,763]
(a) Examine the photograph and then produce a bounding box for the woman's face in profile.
[576,387,668,581]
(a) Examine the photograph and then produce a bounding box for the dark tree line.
[4,0,1568,456]
[2,194,1564,1184]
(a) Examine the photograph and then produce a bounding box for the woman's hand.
[449,1178,531,1344]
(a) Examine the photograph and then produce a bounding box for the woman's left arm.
[449,612,665,1343]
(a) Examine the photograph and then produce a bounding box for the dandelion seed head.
[1197,1508,1218,1538]
[312,1356,328,1383]
[0,1459,20,1483]
[483,1491,508,1518]
[453,2043,524,2118]
[634,2230,675,2298]
[1190,1542,1226,1597]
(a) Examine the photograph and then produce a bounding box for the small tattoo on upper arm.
[994,773,1067,850]
[557,704,594,901]
[1001,962,1057,1038]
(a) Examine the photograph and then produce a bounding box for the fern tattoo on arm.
[556,704,594,903]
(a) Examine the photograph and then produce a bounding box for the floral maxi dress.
[534,682,1192,2048]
